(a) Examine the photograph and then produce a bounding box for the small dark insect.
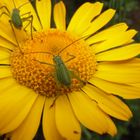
[73,130,79,134]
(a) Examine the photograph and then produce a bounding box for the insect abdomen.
[56,64,71,86]
[11,9,22,29]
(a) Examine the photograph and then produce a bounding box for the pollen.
[10,29,96,97]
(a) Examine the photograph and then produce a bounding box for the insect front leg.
[33,59,54,66]
[0,6,10,15]
[65,53,76,63]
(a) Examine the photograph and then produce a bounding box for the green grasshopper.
[33,36,88,87]
[32,36,89,107]
[0,0,33,51]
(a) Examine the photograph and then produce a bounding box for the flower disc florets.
[10,29,96,97]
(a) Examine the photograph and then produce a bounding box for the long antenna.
[18,1,30,9]
[24,35,91,56]
[25,51,54,56]
[12,0,16,8]
[58,35,90,55]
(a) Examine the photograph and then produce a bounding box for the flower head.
[0,0,140,140]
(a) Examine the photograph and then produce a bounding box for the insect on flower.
[31,36,89,107]
[34,36,88,87]
[0,0,33,49]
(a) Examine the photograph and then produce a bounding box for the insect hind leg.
[22,13,33,39]
[0,6,10,18]
[9,20,23,53]
[69,70,86,86]
[0,11,10,18]
[0,5,10,15]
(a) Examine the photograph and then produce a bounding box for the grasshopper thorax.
[11,8,22,29]
[53,56,64,65]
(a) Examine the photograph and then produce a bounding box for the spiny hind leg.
[69,70,86,87]
[0,6,10,17]
[0,11,9,18]
[22,14,33,39]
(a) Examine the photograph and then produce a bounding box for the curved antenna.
[18,1,30,9]
[25,51,54,56]
[58,35,90,55]
[24,35,90,56]
[12,0,16,8]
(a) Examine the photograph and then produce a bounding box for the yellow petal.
[67,2,103,35]
[0,48,10,60]
[89,77,140,99]
[95,61,140,83]
[0,85,38,134]
[86,23,128,44]
[0,16,17,45]
[82,85,132,120]
[11,95,45,140]
[36,0,51,29]
[105,116,117,136]
[68,91,109,134]
[131,83,140,88]
[94,29,137,53]
[55,95,81,140]
[0,78,17,93]
[97,60,140,71]
[99,58,140,68]
[0,37,15,50]
[96,43,140,61]
[82,9,116,36]
[43,97,64,140]
[0,58,10,64]
[0,1,16,44]
[0,67,12,78]
[54,1,66,30]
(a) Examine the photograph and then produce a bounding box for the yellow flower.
[0,0,140,140]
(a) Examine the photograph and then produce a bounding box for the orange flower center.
[10,29,96,97]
